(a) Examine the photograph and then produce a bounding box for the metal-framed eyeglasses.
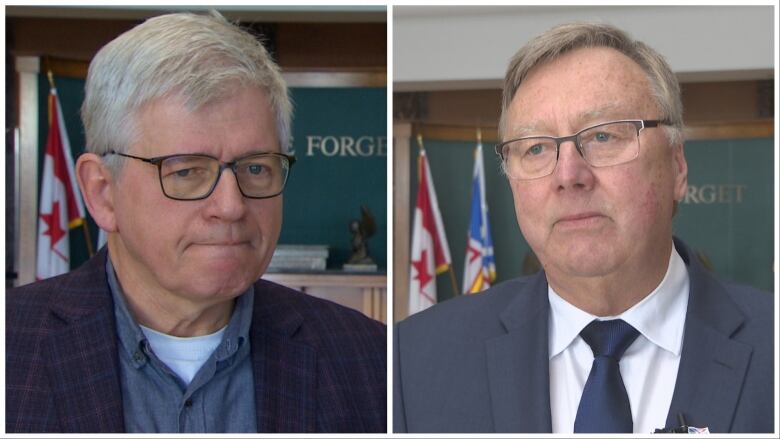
[104,151,296,200]
[495,119,670,180]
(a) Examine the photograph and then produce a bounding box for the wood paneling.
[7,17,386,71]
[8,17,139,61]
[276,22,386,69]
[394,81,774,131]
[393,123,412,322]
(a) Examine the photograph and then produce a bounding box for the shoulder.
[718,278,774,340]
[7,267,101,330]
[7,276,61,318]
[7,252,110,330]
[5,276,64,353]
[721,279,773,318]
[678,237,773,337]
[252,278,386,349]
[6,254,114,433]
[6,251,112,351]
[398,276,539,340]
[684,246,773,337]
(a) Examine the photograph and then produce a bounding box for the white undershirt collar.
[140,324,227,384]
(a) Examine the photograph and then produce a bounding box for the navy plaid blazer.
[6,248,387,433]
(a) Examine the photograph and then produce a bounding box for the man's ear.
[672,143,688,203]
[76,153,118,233]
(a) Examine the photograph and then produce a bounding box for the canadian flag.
[408,149,452,315]
[36,87,86,280]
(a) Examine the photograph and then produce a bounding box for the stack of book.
[267,245,329,272]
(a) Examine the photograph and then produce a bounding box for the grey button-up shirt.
[107,257,257,432]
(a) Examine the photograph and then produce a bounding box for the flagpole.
[447,266,459,297]
[82,223,95,257]
[416,133,424,180]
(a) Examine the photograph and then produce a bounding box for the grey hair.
[82,11,292,172]
[500,22,683,146]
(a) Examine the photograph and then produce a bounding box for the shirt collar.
[107,255,147,362]
[548,242,690,359]
[106,253,254,364]
[214,284,253,361]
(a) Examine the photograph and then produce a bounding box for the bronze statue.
[347,206,377,266]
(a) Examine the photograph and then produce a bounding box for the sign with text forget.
[281,87,387,270]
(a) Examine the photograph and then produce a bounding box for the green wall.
[412,137,774,302]
[674,138,774,292]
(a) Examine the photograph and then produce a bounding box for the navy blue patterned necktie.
[573,319,640,433]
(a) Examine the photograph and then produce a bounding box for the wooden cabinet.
[262,272,386,323]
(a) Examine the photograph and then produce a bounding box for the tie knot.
[580,319,639,360]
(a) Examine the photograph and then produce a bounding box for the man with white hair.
[7,12,386,433]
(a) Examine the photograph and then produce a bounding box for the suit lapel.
[666,241,751,433]
[251,283,317,433]
[42,249,125,432]
[485,272,552,433]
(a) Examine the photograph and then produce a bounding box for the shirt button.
[184,399,193,408]
[133,351,144,363]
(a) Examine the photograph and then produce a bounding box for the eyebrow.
[507,104,636,138]
[576,105,626,125]
[507,123,543,139]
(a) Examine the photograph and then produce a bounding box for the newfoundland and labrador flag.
[36,87,86,280]
[462,142,496,293]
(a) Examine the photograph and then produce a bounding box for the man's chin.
[185,274,255,300]
[181,261,261,295]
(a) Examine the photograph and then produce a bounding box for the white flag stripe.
[36,159,70,278]
[53,89,86,220]
[408,149,452,315]
[36,87,85,280]
[423,154,452,265]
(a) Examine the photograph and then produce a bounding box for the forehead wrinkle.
[509,103,643,140]
[574,104,641,127]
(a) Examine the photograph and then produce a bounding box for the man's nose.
[552,140,595,190]
[205,168,248,221]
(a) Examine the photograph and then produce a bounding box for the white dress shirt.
[548,243,690,433]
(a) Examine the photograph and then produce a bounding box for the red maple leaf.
[40,200,67,247]
[412,249,433,289]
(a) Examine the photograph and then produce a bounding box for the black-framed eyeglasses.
[104,151,296,200]
[495,119,670,180]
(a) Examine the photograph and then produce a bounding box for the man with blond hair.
[7,12,385,433]
[394,22,773,433]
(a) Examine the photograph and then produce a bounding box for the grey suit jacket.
[394,238,774,433]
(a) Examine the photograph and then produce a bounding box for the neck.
[108,238,235,337]
[546,243,672,317]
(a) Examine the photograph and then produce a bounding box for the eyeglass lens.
[502,121,640,180]
[160,154,290,199]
